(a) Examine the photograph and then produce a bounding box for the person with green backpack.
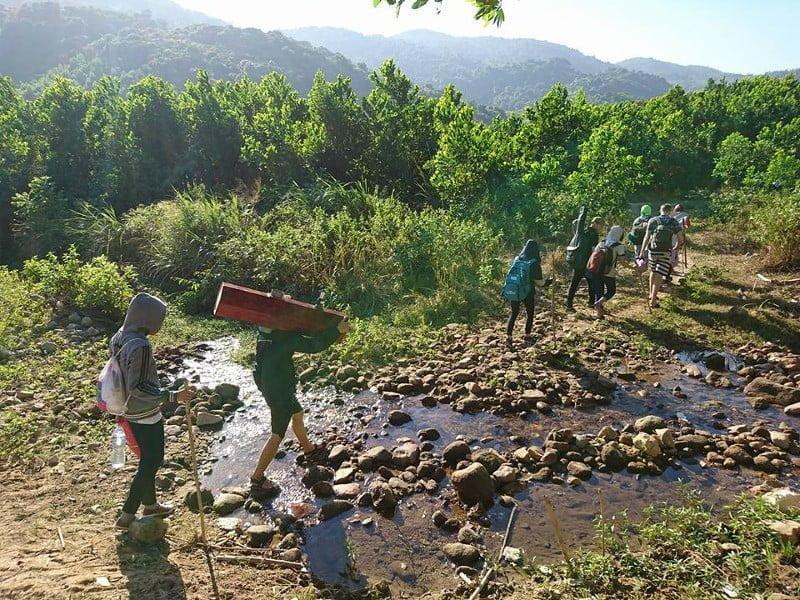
[628,204,652,257]
[502,239,549,347]
[638,203,684,308]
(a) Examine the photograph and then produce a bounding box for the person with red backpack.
[502,239,550,348]
[639,204,684,308]
[585,225,628,319]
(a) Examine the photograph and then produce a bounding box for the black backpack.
[629,217,648,246]
[650,216,675,253]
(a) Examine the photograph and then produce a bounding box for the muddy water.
[179,339,794,595]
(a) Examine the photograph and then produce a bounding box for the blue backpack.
[502,257,536,302]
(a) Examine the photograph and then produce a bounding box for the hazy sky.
[175,0,800,73]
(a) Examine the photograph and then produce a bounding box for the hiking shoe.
[115,512,136,530]
[142,503,175,518]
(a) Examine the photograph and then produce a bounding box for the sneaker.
[115,512,136,530]
[142,503,175,518]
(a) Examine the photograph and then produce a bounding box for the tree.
[372,0,505,25]
[0,77,32,259]
[127,76,189,202]
[11,177,70,258]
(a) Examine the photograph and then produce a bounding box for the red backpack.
[587,242,619,275]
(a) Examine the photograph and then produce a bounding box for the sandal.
[115,512,136,530]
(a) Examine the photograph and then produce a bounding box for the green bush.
[750,190,800,268]
[0,267,50,350]
[22,246,136,317]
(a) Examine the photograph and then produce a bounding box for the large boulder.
[633,433,661,459]
[129,516,168,544]
[451,463,494,506]
[745,378,800,407]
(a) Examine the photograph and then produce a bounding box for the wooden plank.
[213,283,345,334]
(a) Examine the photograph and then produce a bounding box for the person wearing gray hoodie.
[110,292,184,530]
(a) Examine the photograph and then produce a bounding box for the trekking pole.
[183,388,221,600]
[637,268,651,314]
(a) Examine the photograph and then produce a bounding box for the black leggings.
[122,420,164,514]
[566,268,592,307]
[506,292,535,337]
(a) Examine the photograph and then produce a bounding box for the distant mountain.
[0,0,223,27]
[617,57,741,89]
[286,26,670,109]
[0,3,371,94]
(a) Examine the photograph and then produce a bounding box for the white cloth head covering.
[606,225,624,245]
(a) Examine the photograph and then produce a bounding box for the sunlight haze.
[174,0,800,73]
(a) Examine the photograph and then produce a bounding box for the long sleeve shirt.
[109,330,169,422]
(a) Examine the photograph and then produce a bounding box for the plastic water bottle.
[110,425,126,469]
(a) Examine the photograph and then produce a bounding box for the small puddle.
[179,338,795,595]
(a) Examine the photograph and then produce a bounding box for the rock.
[334,467,356,484]
[298,367,316,383]
[319,500,354,521]
[195,412,223,428]
[388,410,412,426]
[567,461,592,480]
[702,352,727,372]
[745,378,800,407]
[184,487,214,512]
[40,341,57,355]
[766,520,800,544]
[419,394,438,408]
[540,449,559,465]
[80,315,93,327]
[369,481,398,517]
[633,433,661,459]
[770,431,794,451]
[302,465,334,487]
[492,465,519,485]
[311,481,334,497]
[601,443,628,471]
[68,312,81,323]
[214,383,240,402]
[418,427,440,441]
[785,402,800,417]
[328,444,351,467]
[451,463,494,506]
[457,525,482,545]
[723,444,752,465]
[443,440,470,465]
[763,488,800,512]
[333,483,361,499]
[443,542,480,566]
[249,478,280,500]
[129,516,167,544]
[213,493,245,516]
[597,426,618,441]
[472,448,504,473]
[654,428,675,450]
[337,365,359,380]
[685,364,702,378]
[246,524,276,547]
[392,441,420,468]
[432,510,448,528]
[360,446,392,470]
[0,346,13,362]
[452,370,474,384]
[501,546,524,565]
[634,415,666,433]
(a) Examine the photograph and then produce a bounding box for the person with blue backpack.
[502,239,549,348]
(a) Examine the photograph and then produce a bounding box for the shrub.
[750,190,800,268]
[22,246,136,317]
[0,267,50,350]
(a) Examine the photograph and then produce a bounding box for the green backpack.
[501,257,536,302]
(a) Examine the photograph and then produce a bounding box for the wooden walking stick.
[637,269,651,314]
[550,245,558,345]
[182,387,221,600]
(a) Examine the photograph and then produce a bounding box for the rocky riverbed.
[163,332,800,597]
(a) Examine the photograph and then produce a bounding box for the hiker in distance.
[250,315,350,496]
[502,239,551,348]
[108,292,187,530]
[639,203,685,309]
[628,204,652,257]
[586,225,629,319]
[565,207,604,311]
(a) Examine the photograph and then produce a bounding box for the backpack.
[501,257,536,302]
[96,339,138,416]
[649,216,675,253]
[629,217,648,246]
[565,206,588,268]
[586,242,619,275]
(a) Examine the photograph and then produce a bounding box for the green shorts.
[266,395,302,437]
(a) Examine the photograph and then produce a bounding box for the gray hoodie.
[109,293,170,422]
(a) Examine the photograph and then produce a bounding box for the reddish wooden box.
[213,283,345,334]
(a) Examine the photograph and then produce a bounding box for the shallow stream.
[179,339,793,595]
